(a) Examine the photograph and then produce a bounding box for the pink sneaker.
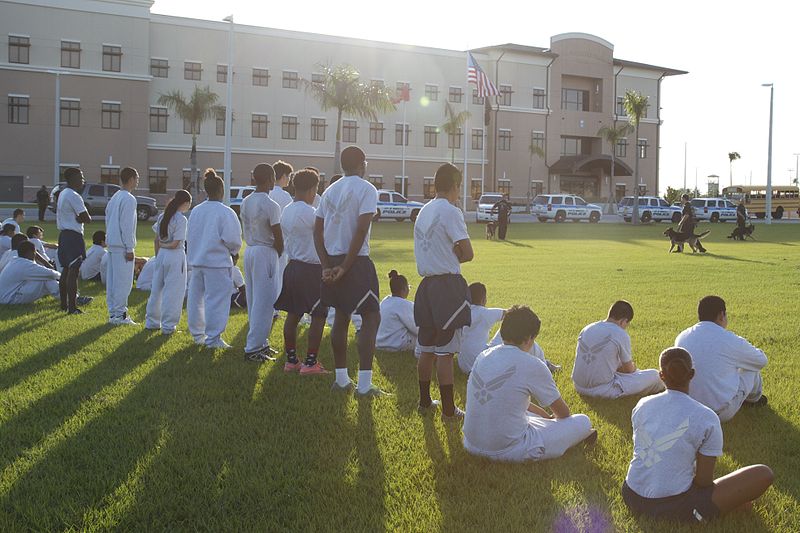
[284,361,302,373]
[300,362,330,375]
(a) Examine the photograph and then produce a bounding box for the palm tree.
[158,86,223,194]
[303,64,396,173]
[598,123,633,213]
[623,90,649,225]
[728,152,741,188]
[442,101,471,163]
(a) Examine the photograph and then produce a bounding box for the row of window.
[7,96,122,128]
[8,36,122,72]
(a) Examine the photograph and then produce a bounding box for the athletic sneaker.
[284,360,302,372]
[193,335,206,345]
[546,361,562,374]
[417,399,441,414]
[245,348,273,362]
[743,395,768,408]
[161,329,179,336]
[111,316,138,326]
[441,407,465,423]
[355,385,391,398]
[76,295,93,306]
[583,429,599,447]
[206,339,232,350]
[300,362,330,375]
[331,380,355,393]
[67,308,84,315]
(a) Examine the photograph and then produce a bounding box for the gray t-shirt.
[571,321,632,389]
[625,390,723,498]
[463,344,561,456]
[315,175,377,257]
[240,192,282,248]
[414,197,469,277]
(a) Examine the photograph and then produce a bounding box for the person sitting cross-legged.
[0,241,60,305]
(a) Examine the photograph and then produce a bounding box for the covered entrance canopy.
[550,155,633,176]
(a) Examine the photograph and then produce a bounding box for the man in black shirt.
[677,194,706,253]
[490,194,512,240]
[36,186,49,222]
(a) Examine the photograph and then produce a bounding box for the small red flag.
[392,83,410,104]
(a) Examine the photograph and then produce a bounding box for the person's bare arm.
[694,453,716,488]
[618,361,637,373]
[272,224,284,256]
[527,403,553,418]
[313,218,332,282]
[330,213,372,282]
[548,397,572,419]
[454,238,474,263]
[77,211,91,224]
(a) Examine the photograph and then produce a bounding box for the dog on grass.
[728,224,755,241]
[486,221,496,240]
[663,227,710,253]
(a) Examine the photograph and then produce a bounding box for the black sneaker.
[583,429,599,447]
[76,295,93,306]
[743,395,768,408]
[245,348,275,363]
[67,308,84,315]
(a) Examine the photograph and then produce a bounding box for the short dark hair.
[329,174,343,185]
[26,226,43,238]
[499,305,541,345]
[660,347,693,388]
[469,282,487,305]
[304,166,320,174]
[340,146,366,174]
[681,193,690,201]
[434,163,461,193]
[252,163,275,186]
[388,270,408,296]
[92,230,106,245]
[13,208,24,218]
[292,169,319,192]
[1,224,15,236]
[203,169,224,197]
[120,167,138,184]
[64,167,82,183]
[273,160,293,180]
[16,240,35,259]
[11,233,28,250]
[698,295,726,322]
[608,300,634,321]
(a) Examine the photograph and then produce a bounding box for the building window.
[561,137,581,156]
[217,64,227,83]
[342,119,358,143]
[531,131,545,152]
[638,139,648,159]
[472,128,483,151]
[311,73,325,84]
[371,79,385,88]
[499,85,512,106]
[423,178,435,199]
[61,40,81,69]
[472,89,484,105]
[182,170,192,189]
[425,84,439,101]
[311,118,326,141]
[448,86,463,103]
[396,82,410,97]
[394,176,407,194]
[252,114,268,138]
[471,179,482,200]
[498,180,511,196]
[149,107,168,133]
[148,169,168,194]
[60,99,80,127]
[183,118,199,135]
[615,138,628,158]
[102,45,122,72]
[369,122,384,145]
[184,61,201,81]
[448,128,462,150]
[100,167,119,184]
[531,181,544,196]
[101,102,121,129]
[395,123,410,146]
[216,108,226,136]
[616,96,626,116]
[615,184,627,202]
[498,129,512,151]
[9,36,30,64]
[282,71,299,89]
[532,88,546,109]
[150,58,169,78]
[424,126,438,148]
[253,68,269,86]
[282,116,298,139]
[367,175,383,189]
[562,89,589,111]
[8,96,29,124]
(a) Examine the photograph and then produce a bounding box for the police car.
[532,194,603,223]
[229,186,255,215]
[475,193,504,223]
[620,196,682,223]
[375,190,424,222]
[690,198,738,222]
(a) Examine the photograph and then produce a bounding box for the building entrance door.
[560,175,600,201]
[0,176,24,202]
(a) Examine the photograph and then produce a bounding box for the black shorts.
[231,290,247,309]
[57,230,86,269]
[621,482,719,523]
[414,274,471,354]
[320,255,379,316]
[275,260,329,318]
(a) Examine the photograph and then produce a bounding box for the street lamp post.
[762,83,774,224]
[223,15,234,206]
[793,153,799,185]
[53,71,61,188]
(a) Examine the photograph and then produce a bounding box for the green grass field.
[1,221,798,532]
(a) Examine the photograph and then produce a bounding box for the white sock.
[357,370,373,393]
[335,368,350,387]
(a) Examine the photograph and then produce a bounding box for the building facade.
[0,0,686,204]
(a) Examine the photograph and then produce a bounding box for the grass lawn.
[1,220,798,532]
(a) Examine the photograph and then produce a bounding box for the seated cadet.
[230,258,246,309]
[135,257,155,291]
[458,282,505,374]
[376,270,418,352]
[622,347,773,523]
[26,226,59,267]
[463,306,596,462]
[487,329,561,375]
[0,234,52,273]
[572,300,665,399]
[0,223,16,256]
[1,208,24,233]
[676,295,768,421]
[0,241,60,304]
[80,230,108,283]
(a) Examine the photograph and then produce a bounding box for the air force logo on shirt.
[325,193,355,226]
[577,334,613,365]
[471,366,516,405]
[639,418,690,467]
[414,214,440,252]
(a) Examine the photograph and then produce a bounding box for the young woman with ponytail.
[375,270,418,353]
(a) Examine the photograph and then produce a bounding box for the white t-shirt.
[186,200,242,268]
[80,244,107,281]
[240,192,281,248]
[625,390,723,498]
[105,190,137,252]
[487,330,547,363]
[376,296,418,351]
[232,265,244,293]
[0,250,18,273]
[153,212,188,246]
[0,256,60,304]
[56,187,87,234]
[269,185,293,212]
[459,305,505,372]
[0,235,11,256]
[1,218,20,233]
[414,197,470,277]
[313,194,321,208]
[571,321,632,390]
[315,175,377,257]
[463,344,562,456]
[281,201,319,264]
[136,258,155,290]
[676,321,768,413]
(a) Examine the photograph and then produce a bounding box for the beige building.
[0,0,686,205]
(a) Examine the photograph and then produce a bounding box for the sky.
[152,0,799,194]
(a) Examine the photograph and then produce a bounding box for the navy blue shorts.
[320,255,379,316]
[621,482,719,523]
[57,229,86,269]
[414,274,471,353]
[275,260,329,318]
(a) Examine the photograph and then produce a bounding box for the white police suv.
[532,194,603,223]
[690,198,738,222]
[375,190,424,222]
[620,196,682,223]
[475,193,504,223]
[229,186,255,215]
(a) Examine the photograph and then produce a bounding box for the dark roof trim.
[614,59,688,76]
[469,43,558,57]
[550,155,634,176]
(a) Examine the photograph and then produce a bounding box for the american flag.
[467,52,499,98]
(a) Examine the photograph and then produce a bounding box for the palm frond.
[622,90,649,127]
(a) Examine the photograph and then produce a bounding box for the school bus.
[722,185,800,219]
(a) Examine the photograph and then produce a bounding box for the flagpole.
[463,52,469,212]
[481,126,486,194]
[401,96,407,197]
